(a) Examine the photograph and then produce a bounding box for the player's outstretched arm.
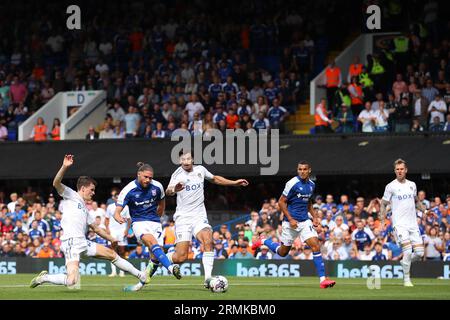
[212,175,249,187]
[89,223,116,244]
[53,154,74,195]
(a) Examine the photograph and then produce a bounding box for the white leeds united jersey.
[106,203,130,231]
[382,179,417,228]
[59,184,95,240]
[168,165,214,217]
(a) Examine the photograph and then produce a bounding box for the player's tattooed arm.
[89,223,116,243]
[379,199,389,227]
[53,154,74,195]
[308,199,320,227]
[212,175,249,187]
[414,196,427,213]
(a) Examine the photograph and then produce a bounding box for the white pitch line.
[0,281,449,288]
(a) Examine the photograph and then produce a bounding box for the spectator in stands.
[234,244,254,259]
[214,241,228,259]
[358,102,375,133]
[50,118,61,141]
[372,242,388,261]
[85,125,99,140]
[324,60,342,110]
[392,73,408,101]
[424,227,444,260]
[359,243,375,261]
[10,76,28,105]
[334,104,354,133]
[411,118,424,132]
[373,101,389,132]
[422,79,439,104]
[413,91,429,127]
[267,98,288,130]
[29,117,48,141]
[256,245,273,260]
[427,94,447,127]
[253,112,270,132]
[0,120,7,141]
[314,98,333,134]
[429,116,444,132]
[443,114,450,131]
[128,244,150,259]
[393,97,412,132]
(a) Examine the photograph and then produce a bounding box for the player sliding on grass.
[115,162,181,292]
[138,150,249,289]
[30,155,149,290]
[380,159,426,287]
[253,161,336,289]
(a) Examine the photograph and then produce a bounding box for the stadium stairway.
[286,32,360,135]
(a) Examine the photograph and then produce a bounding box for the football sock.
[262,238,281,255]
[41,274,67,285]
[151,245,172,270]
[112,255,145,282]
[313,251,326,282]
[401,244,413,281]
[202,251,215,280]
[411,246,424,262]
[110,263,117,275]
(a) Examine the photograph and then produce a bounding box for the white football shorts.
[132,221,163,246]
[280,219,318,246]
[61,237,97,263]
[174,213,211,243]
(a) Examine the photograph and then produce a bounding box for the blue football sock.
[151,245,172,270]
[263,238,280,255]
[313,251,325,278]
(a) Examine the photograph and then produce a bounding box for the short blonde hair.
[394,158,407,168]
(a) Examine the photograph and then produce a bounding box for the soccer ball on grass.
[209,275,228,293]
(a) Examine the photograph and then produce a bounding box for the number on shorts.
[157,231,162,239]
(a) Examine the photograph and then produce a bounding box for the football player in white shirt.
[380,159,427,287]
[165,150,248,288]
[105,195,131,277]
[30,155,148,290]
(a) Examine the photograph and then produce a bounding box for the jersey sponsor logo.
[396,194,414,201]
[185,182,204,191]
[134,199,155,207]
[296,193,312,199]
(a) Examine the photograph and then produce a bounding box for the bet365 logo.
[66,5,81,30]
[366,5,381,30]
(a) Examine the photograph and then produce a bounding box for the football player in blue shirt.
[253,161,336,288]
[114,162,181,291]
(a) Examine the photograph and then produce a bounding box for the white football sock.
[41,274,67,285]
[401,246,412,280]
[202,251,215,280]
[110,263,117,275]
[112,256,145,282]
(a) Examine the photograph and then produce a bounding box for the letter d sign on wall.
[77,93,85,105]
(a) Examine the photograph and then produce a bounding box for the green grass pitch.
[0,275,449,300]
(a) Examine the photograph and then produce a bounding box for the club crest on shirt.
[135,194,140,198]
[151,189,157,196]
[198,173,202,178]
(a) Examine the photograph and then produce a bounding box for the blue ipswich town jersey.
[282,176,315,222]
[117,179,165,223]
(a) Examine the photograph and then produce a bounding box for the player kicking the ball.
[253,161,336,289]
[115,162,181,292]
[380,159,426,287]
[144,150,248,289]
[30,155,148,290]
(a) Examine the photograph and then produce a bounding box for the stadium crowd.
[1,187,449,262]
[315,0,450,134]
[0,0,360,141]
